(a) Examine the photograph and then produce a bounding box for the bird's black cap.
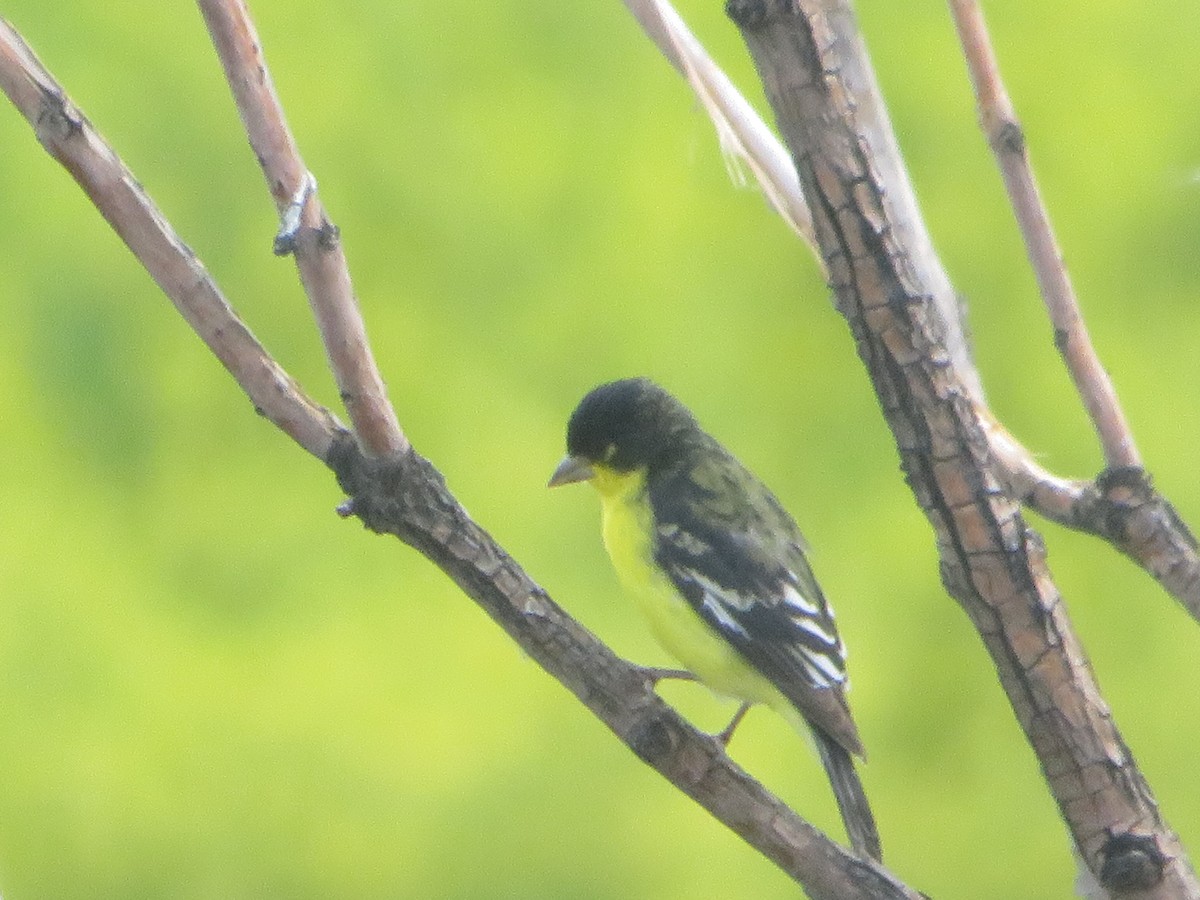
[565,378,698,473]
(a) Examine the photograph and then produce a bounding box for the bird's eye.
[602,442,618,462]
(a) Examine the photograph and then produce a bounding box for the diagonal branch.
[624,0,982,408]
[328,438,923,900]
[197,0,407,460]
[0,17,341,460]
[947,0,1139,471]
[725,0,1197,895]
[618,0,1200,626]
[0,13,923,899]
[622,0,817,247]
[947,2,1200,623]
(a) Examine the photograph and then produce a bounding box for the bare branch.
[626,0,979,399]
[622,0,817,248]
[983,415,1200,624]
[726,1,1197,894]
[621,1,1200,630]
[948,0,1139,470]
[0,18,341,459]
[950,5,1200,624]
[0,14,927,895]
[196,0,407,460]
[329,438,925,900]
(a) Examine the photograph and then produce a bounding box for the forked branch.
[619,0,1200,622]
[197,0,406,459]
[0,11,922,899]
[724,0,1196,895]
[0,19,340,459]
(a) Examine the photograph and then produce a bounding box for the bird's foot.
[714,702,753,746]
[635,665,698,686]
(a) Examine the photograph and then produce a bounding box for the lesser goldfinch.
[549,377,881,861]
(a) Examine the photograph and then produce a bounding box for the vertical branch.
[948,0,1139,470]
[196,0,407,459]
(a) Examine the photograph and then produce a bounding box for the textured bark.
[326,435,924,900]
[725,1,1197,896]
[0,13,926,894]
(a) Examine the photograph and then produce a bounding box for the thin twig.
[621,0,816,248]
[0,18,342,459]
[985,411,1200,622]
[196,0,407,460]
[948,0,1140,470]
[953,3,1200,623]
[979,411,1090,524]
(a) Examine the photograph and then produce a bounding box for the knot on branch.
[276,219,341,257]
[628,712,684,765]
[1098,831,1166,892]
[724,0,773,30]
[989,117,1026,157]
[1084,466,1198,551]
[1088,466,1153,539]
[325,430,452,543]
[36,85,82,145]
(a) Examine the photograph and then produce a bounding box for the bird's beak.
[548,455,595,488]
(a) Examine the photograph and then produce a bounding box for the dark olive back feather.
[561,377,878,859]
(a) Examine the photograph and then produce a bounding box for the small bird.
[549,377,881,861]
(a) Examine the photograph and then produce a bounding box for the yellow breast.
[590,466,787,710]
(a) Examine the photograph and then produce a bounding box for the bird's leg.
[634,666,750,746]
[715,702,753,746]
[635,665,698,686]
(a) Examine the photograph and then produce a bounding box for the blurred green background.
[1,1,1198,897]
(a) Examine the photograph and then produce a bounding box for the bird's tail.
[813,729,882,862]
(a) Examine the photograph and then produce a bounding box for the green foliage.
[1,1,1198,896]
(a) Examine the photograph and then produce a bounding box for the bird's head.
[548,378,696,488]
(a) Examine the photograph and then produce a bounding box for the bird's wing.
[649,447,861,751]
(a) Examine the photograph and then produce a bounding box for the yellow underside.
[590,465,792,715]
